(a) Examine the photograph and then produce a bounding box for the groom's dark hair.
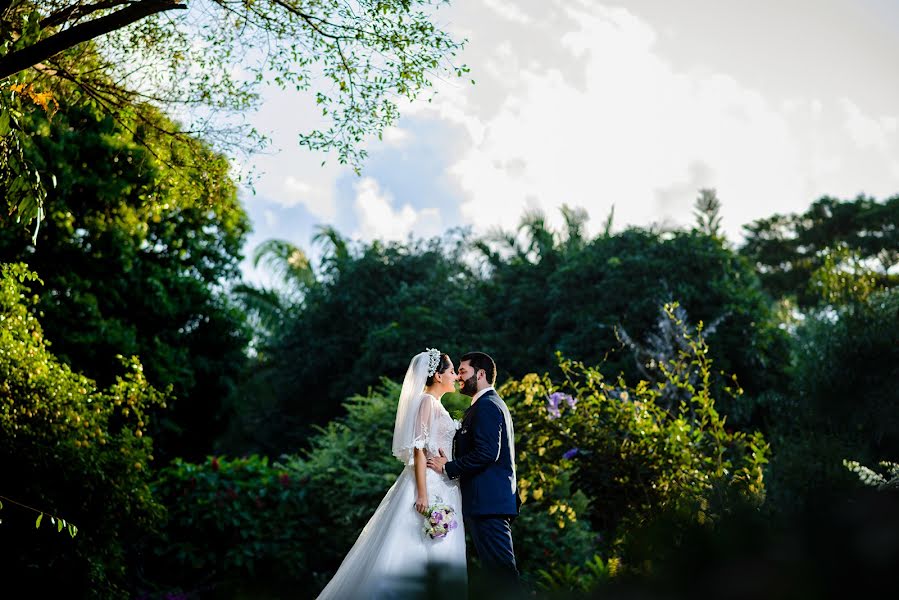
[460,352,496,387]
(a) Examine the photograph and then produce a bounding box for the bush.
[765,287,899,515]
[503,303,769,574]
[142,304,770,595]
[0,263,166,597]
[145,455,312,598]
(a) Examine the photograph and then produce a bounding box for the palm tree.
[312,224,350,279]
[233,239,315,346]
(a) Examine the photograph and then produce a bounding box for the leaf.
[35,513,43,528]
[57,518,64,533]
[67,523,78,538]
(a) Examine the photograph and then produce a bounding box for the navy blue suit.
[445,389,520,581]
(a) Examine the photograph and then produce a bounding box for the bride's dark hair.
[426,353,451,386]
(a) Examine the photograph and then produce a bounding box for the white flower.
[425,347,441,377]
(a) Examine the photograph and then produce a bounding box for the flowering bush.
[504,303,769,577]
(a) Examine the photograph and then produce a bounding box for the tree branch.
[0,0,15,19]
[41,0,133,29]
[0,0,186,82]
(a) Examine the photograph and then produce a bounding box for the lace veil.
[391,351,441,465]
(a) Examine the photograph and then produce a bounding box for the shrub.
[0,263,166,597]
[503,302,769,573]
[145,455,312,598]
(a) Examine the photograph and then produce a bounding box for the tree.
[740,195,899,308]
[0,90,252,460]
[519,226,790,405]
[0,263,166,596]
[764,287,899,517]
[693,188,723,238]
[0,0,467,230]
[234,238,315,347]
[240,209,789,450]
[231,229,484,451]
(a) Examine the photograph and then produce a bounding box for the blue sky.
[234,0,899,285]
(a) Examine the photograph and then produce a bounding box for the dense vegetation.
[2,3,897,596]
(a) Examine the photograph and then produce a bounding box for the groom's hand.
[427,448,449,474]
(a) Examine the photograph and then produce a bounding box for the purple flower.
[431,511,443,523]
[448,519,458,530]
[547,395,562,419]
[562,447,579,460]
[547,392,576,419]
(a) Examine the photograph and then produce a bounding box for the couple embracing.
[317,350,521,599]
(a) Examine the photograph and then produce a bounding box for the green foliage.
[512,474,598,587]
[0,263,165,597]
[790,288,898,449]
[0,91,252,460]
[764,287,899,514]
[0,82,47,241]
[0,494,78,538]
[264,378,595,594]
[693,188,723,238]
[535,554,617,593]
[504,303,769,564]
[146,454,312,597]
[808,245,884,307]
[278,378,413,571]
[1,0,468,230]
[538,227,789,402]
[245,212,788,451]
[740,195,899,307]
[237,231,484,450]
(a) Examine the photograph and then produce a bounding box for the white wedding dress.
[316,392,467,599]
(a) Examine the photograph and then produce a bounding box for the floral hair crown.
[425,348,442,377]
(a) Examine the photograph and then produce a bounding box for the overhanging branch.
[41,1,133,29]
[0,0,186,82]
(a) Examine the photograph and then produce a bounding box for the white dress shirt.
[470,386,495,406]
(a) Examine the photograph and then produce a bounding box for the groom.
[427,351,520,584]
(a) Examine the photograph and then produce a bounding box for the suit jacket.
[444,389,520,517]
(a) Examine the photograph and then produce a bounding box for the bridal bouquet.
[422,498,458,540]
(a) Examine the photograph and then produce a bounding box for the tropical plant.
[0,263,166,597]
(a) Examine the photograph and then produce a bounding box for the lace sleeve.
[410,394,440,460]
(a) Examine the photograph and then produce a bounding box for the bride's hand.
[414,494,429,515]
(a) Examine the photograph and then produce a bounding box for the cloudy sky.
[238,0,899,283]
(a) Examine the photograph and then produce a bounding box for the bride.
[316,349,467,599]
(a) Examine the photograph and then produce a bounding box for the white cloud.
[381,125,413,146]
[272,175,337,220]
[353,178,441,242]
[840,98,896,151]
[443,5,805,238]
[419,2,899,241]
[243,0,899,251]
[483,0,532,24]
